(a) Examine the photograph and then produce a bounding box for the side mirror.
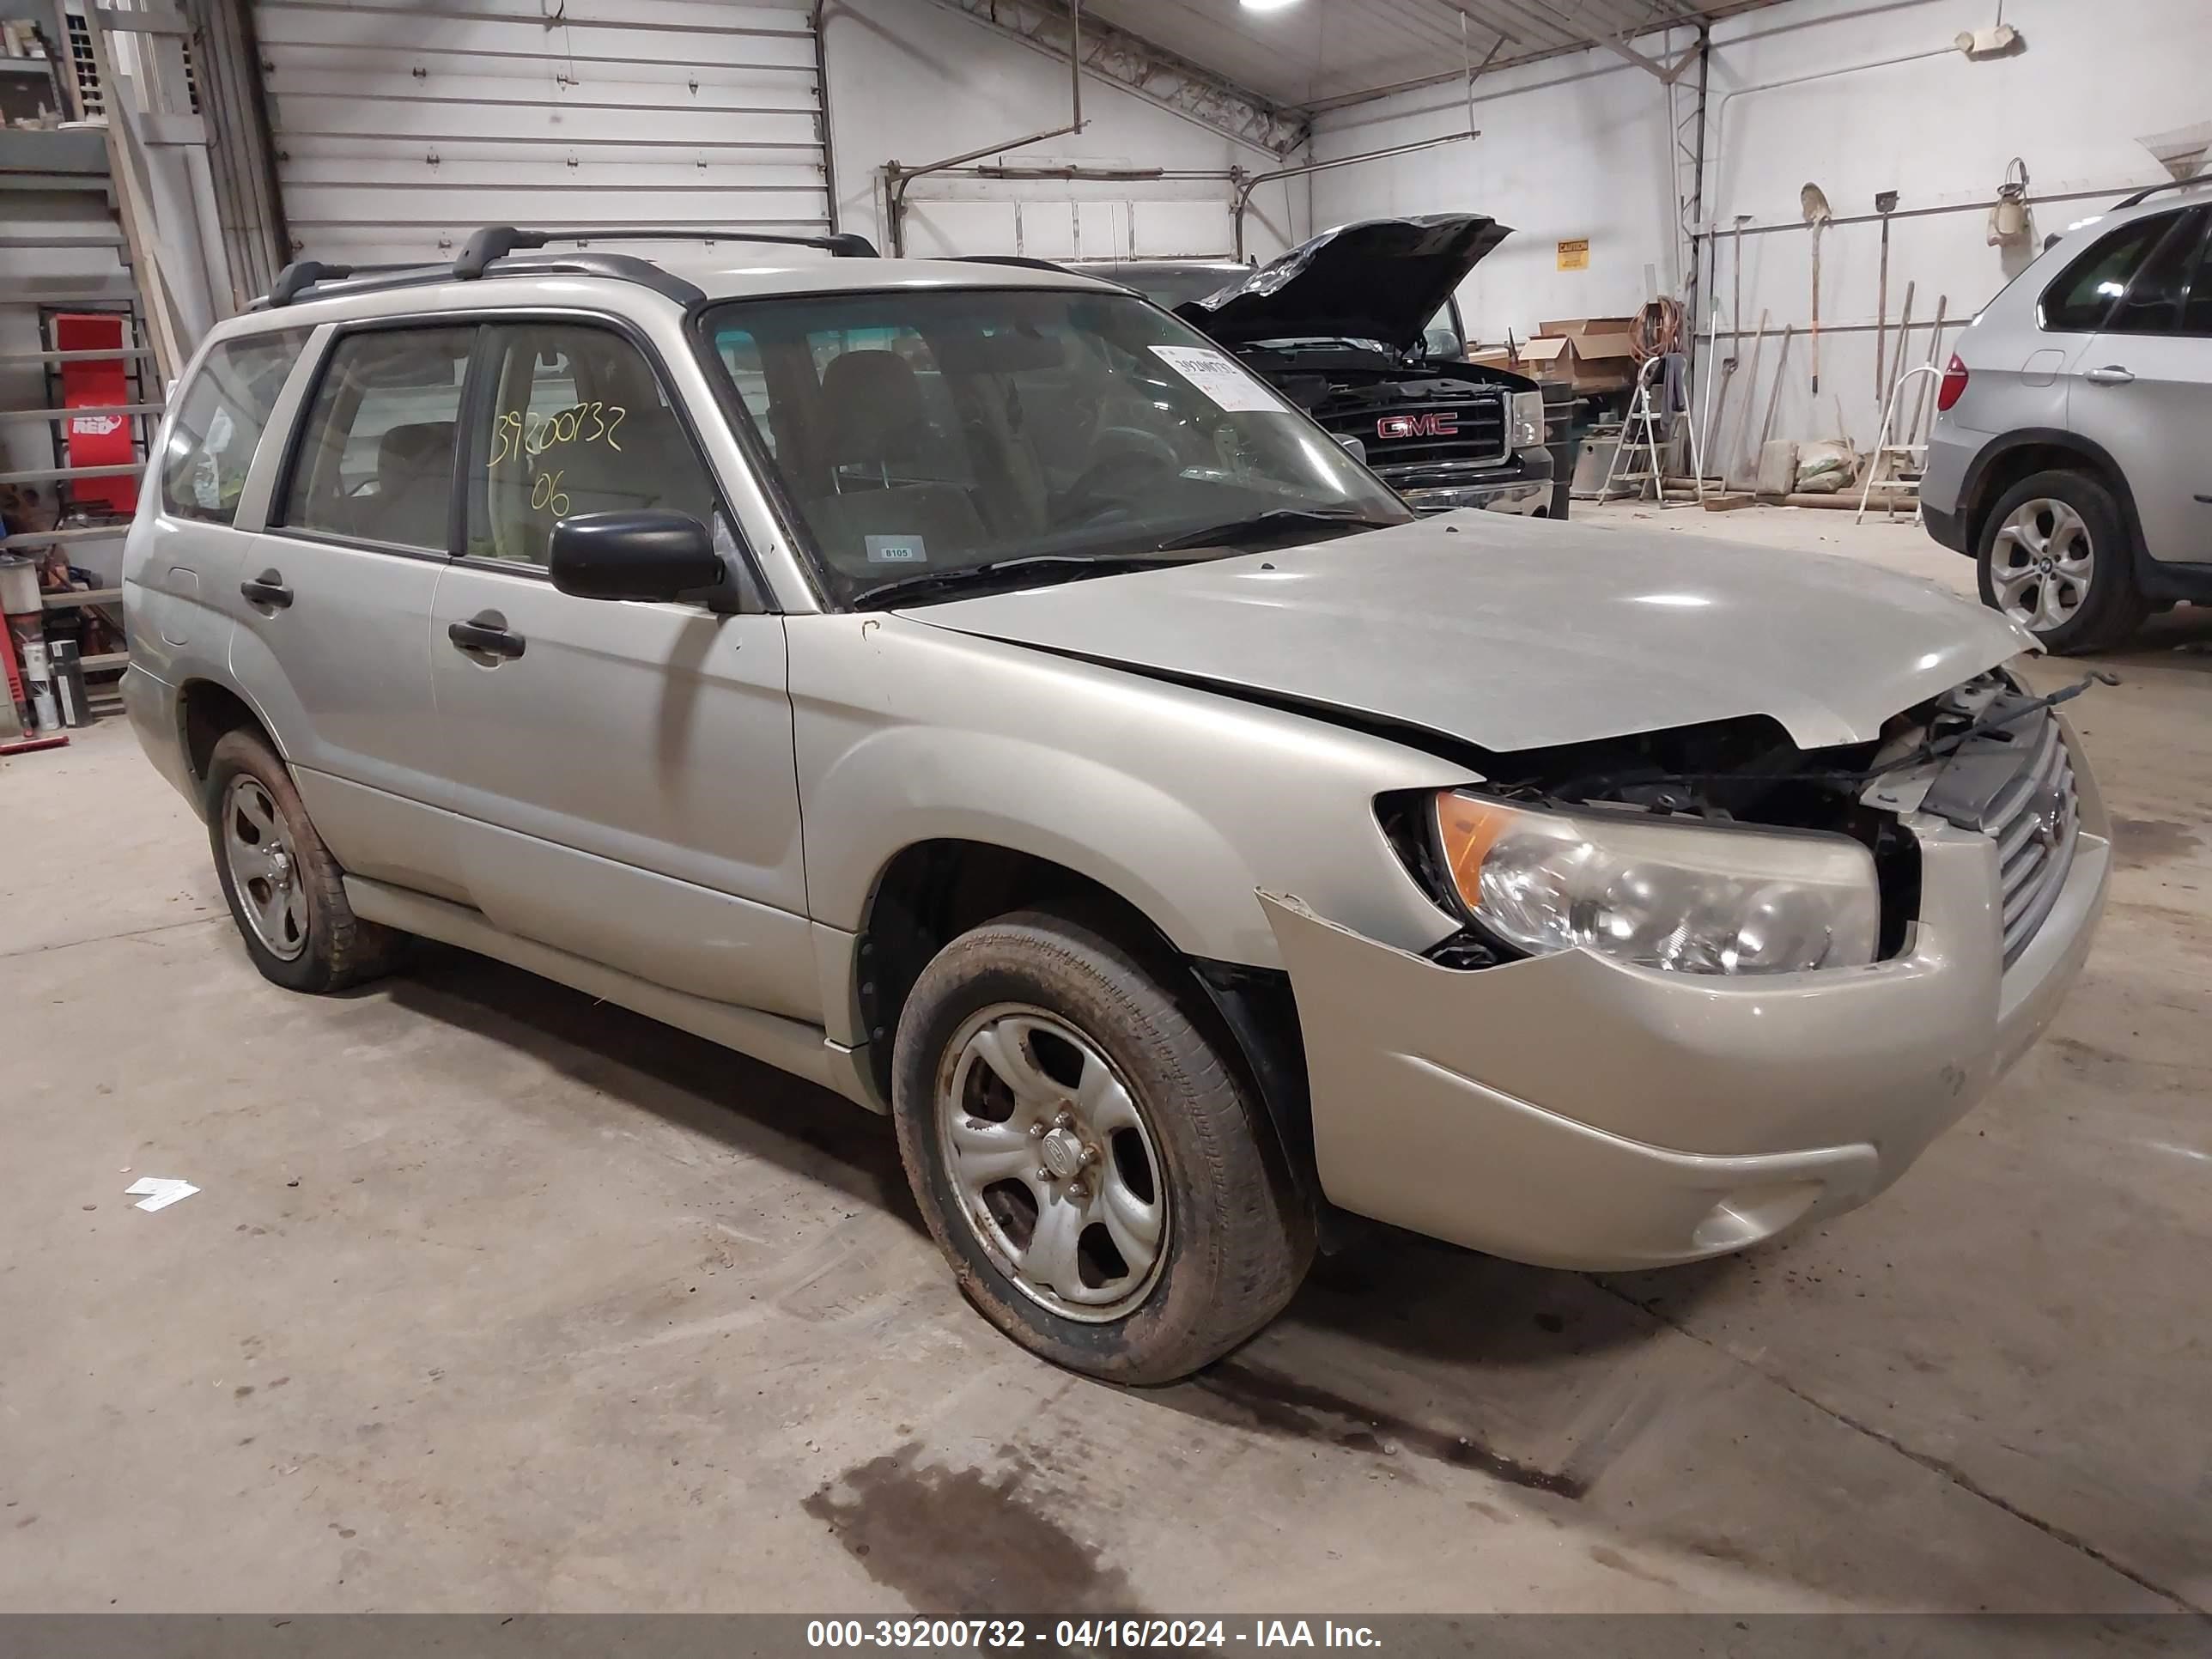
[1334,433,1367,464]
[547,510,724,604]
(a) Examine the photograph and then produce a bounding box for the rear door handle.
[2083,365,2136,386]
[240,569,293,609]
[447,610,526,661]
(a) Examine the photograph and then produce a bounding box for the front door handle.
[447,611,526,661]
[2083,365,2136,386]
[240,569,293,609]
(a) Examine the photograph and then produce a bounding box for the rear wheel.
[204,729,408,993]
[891,908,1311,1384]
[1977,470,2148,653]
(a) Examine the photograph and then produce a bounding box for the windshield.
[700,287,1408,607]
[1421,301,1466,360]
[1115,265,1252,310]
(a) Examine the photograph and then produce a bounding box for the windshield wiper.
[848,550,1206,611]
[1150,507,1406,552]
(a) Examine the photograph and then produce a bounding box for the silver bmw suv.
[125,226,2106,1382]
[1923,180,2212,653]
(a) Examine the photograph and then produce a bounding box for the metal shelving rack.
[0,28,167,706]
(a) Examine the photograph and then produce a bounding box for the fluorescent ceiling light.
[1240,0,1302,11]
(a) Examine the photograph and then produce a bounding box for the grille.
[1315,395,1510,470]
[1981,708,2080,966]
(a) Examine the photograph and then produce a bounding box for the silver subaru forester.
[1923,179,2212,653]
[125,227,2108,1382]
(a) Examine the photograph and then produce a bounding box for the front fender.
[810,722,1273,963]
[786,614,1467,969]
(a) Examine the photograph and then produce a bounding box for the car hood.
[1175,215,1510,356]
[896,515,2033,755]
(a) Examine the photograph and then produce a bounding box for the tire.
[1976,469,2148,654]
[204,728,408,994]
[891,908,1312,1384]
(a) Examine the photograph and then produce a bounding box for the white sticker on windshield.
[1148,345,1284,412]
[865,533,927,565]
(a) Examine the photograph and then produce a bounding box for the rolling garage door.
[254,0,828,266]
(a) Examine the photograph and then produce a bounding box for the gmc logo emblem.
[1377,411,1459,439]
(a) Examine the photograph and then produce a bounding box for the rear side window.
[160,330,310,524]
[2105,209,2209,335]
[278,327,474,552]
[2040,211,2183,332]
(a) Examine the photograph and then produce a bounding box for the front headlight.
[1510,389,1546,450]
[1432,792,1880,975]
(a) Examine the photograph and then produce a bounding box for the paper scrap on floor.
[125,1177,200,1212]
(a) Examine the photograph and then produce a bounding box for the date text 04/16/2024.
[805,1620,1382,1649]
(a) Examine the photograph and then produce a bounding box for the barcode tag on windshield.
[1149,346,1283,412]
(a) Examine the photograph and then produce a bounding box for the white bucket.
[0,554,40,616]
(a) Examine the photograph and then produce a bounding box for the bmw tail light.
[1936,353,1968,412]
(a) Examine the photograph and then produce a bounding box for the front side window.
[160,329,310,525]
[2105,208,2209,335]
[2040,211,2181,333]
[699,287,1408,606]
[464,323,720,566]
[279,327,472,551]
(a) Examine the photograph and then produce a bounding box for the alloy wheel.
[222,775,308,961]
[1991,498,2094,632]
[934,1002,1169,1322]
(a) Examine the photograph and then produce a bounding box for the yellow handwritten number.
[530,470,569,516]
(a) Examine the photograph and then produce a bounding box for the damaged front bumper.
[1258,720,2110,1270]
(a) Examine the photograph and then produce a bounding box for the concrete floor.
[3,504,2207,1615]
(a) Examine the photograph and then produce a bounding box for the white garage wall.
[818,0,1307,262]
[1311,0,2212,453]
[254,0,830,265]
[1306,40,1681,342]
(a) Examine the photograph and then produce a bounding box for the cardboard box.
[1533,317,1641,392]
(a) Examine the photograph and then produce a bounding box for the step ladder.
[1596,355,1674,504]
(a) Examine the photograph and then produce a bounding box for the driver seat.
[804,349,983,573]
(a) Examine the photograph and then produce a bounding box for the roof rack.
[253,223,881,311]
[2112,178,2212,209]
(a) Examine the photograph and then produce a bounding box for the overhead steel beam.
[1478,0,1700,82]
[928,0,1306,159]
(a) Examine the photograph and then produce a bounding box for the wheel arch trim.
[1959,428,2147,574]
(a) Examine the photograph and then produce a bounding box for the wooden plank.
[80,652,130,671]
[0,462,143,485]
[43,587,125,609]
[0,525,129,549]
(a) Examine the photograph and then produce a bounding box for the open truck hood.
[1176,215,1510,356]
[897,516,2034,755]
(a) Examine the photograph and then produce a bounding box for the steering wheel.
[1060,427,1182,523]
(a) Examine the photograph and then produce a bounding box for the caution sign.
[1557,238,1589,271]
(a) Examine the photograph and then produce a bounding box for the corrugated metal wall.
[895,193,1237,262]
[253,0,828,265]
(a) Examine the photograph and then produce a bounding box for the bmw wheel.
[1978,469,2148,654]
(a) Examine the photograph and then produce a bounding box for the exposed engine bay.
[1391,672,2094,970]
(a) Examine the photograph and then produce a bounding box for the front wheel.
[890,909,1311,1384]
[1977,469,2148,654]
